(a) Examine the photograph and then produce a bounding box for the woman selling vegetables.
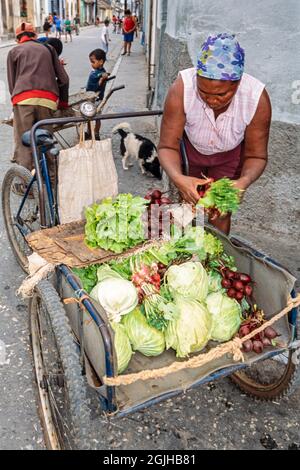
[158,33,272,234]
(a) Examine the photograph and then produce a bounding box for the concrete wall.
[156,0,300,124]
[154,0,300,272]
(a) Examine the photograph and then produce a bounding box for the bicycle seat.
[22,129,55,148]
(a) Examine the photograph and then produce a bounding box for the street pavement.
[0,27,299,451]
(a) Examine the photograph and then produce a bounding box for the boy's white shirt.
[100,25,109,43]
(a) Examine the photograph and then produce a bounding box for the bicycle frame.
[15,145,59,237]
[30,110,163,227]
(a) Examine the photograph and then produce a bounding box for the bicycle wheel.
[231,312,300,400]
[2,166,40,272]
[29,280,93,450]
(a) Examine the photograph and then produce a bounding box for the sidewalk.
[100,37,163,196]
[103,36,159,136]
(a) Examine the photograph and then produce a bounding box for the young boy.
[86,48,109,140]
[99,19,110,54]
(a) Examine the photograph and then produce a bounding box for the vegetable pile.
[85,193,149,253]
[76,194,278,374]
[197,177,241,218]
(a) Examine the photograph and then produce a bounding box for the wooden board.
[25,220,158,268]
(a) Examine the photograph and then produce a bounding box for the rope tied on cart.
[103,294,300,387]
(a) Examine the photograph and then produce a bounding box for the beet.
[221,278,232,289]
[253,340,264,354]
[235,291,244,301]
[262,337,272,347]
[239,324,251,337]
[227,288,237,298]
[225,269,235,280]
[239,273,252,284]
[233,280,244,291]
[244,285,253,297]
[243,340,253,352]
[151,189,162,200]
[264,326,278,340]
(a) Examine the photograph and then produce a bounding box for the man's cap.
[15,22,37,37]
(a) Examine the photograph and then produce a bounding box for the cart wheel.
[231,312,300,400]
[29,280,93,450]
[2,166,39,272]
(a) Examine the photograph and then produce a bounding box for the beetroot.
[264,326,278,340]
[221,278,232,289]
[239,324,251,337]
[235,291,244,301]
[253,340,264,354]
[262,337,272,347]
[233,280,244,291]
[225,269,235,280]
[244,285,253,297]
[243,340,253,352]
[239,273,252,284]
[151,189,162,200]
[227,288,237,298]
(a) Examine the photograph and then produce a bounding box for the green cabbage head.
[206,292,242,342]
[111,322,133,374]
[165,261,208,302]
[165,296,212,357]
[122,308,165,356]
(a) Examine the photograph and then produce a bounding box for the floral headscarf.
[197,33,245,81]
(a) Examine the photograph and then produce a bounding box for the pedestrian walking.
[112,15,117,33]
[158,33,272,234]
[121,9,136,56]
[117,16,122,34]
[95,17,100,27]
[55,15,62,39]
[7,22,69,184]
[85,48,110,140]
[64,15,72,43]
[74,14,80,35]
[99,19,110,54]
[43,17,52,37]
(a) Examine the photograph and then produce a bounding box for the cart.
[1,110,299,450]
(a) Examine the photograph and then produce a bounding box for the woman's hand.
[232,177,250,202]
[175,175,213,205]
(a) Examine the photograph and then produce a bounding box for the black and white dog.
[112,122,161,179]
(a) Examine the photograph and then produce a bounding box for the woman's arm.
[234,88,272,191]
[158,77,212,204]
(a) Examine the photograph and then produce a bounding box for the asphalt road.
[0,27,299,451]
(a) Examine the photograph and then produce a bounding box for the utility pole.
[124,1,127,12]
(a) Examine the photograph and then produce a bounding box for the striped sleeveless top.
[179,68,265,155]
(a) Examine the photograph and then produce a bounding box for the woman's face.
[197,76,240,111]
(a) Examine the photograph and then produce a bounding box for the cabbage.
[165,261,208,302]
[207,271,223,293]
[122,308,165,356]
[111,322,133,374]
[206,292,242,342]
[165,297,212,357]
[90,278,138,323]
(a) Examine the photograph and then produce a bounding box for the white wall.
[163,0,300,124]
